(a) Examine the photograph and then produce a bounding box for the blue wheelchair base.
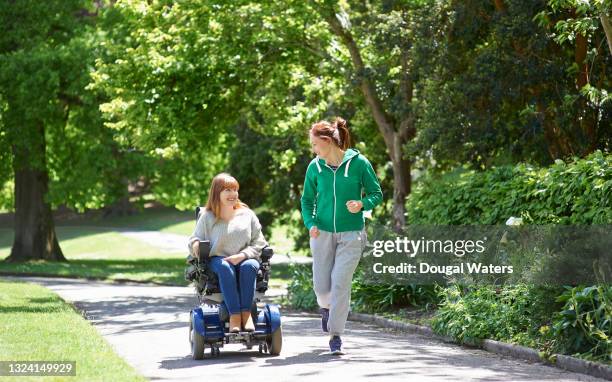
[189,302,282,359]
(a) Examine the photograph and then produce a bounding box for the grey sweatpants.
[310,229,366,336]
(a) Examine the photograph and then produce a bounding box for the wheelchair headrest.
[195,206,205,222]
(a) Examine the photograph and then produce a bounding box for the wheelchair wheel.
[190,315,205,360]
[267,326,282,356]
[208,345,221,358]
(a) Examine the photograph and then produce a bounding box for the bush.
[431,284,563,347]
[552,285,612,363]
[409,152,612,364]
[286,264,317,311]
[351,267,440,312]
[408,150,612,225]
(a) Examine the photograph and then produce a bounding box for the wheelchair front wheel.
[267,326,282,356]
[190,315,205,360]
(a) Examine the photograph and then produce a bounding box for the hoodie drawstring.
[344,158,352,177]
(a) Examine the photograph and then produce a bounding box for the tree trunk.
[536,100,574,160]
[600,14,612,57]
[5,125,65,263]
[323,10,411,231]
[575,32,589,89]
[390,135,410,231]
[103,143,138,217]
[102,195,136,217]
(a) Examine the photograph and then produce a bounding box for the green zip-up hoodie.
[301,148,383,233]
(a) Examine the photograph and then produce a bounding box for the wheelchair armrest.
[261,246,274,263]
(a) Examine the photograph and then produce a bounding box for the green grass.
[0,227,294,287]
[0,207,301,286]
[0,280,145,382]
[1,206,194,232]
[0,227,188,285]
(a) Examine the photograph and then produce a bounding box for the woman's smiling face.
[310,133,332,158]
[219,187,238,208]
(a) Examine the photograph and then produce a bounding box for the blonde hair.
[205,173,247,218]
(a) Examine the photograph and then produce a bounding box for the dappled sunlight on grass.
[0,258,189,285]
[1,227,185,261]
[0,225,190,285]
[159,220,194,236]
[0,208,298,287]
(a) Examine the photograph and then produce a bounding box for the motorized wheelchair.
[184,207,282,359]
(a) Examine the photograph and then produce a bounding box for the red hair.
[205,173,247,218]
[310,117,351,150]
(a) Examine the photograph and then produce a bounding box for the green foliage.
[351,276,440,313]
[409,153,612,362]
[541,0,611,45]
[286,262,441,312]
[431,284,563,347]
[92,1,243,208]
[286,264,318,311]
[552,285,612,362]
[91,0,445,237]
[408,150,612,225]
[432,284,612,363]
[0,1,152,212]
[0,0,93,170]
[411,0,611,169]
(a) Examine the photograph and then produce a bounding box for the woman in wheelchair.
[188,173,268,333]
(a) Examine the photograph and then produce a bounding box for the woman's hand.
[191,241,200,258]
[346,200,363,213]
[224,254,247,265]
[309,226,320,238]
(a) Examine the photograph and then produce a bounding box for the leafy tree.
[0,1,149,261]
[308,0,448,230]
[411,0,611,170]
[93,0,448,231]
[544,0,612,56]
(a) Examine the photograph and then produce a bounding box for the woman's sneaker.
[320,308,329,332]
[329,335,343,355]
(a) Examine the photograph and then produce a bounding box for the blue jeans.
[209,256,260,315]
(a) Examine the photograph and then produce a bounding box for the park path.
[119,230,312,264]
[3,275,607,382]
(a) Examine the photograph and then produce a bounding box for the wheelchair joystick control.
[198,240,211,261]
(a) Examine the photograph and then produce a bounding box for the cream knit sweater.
[187,207,267,261]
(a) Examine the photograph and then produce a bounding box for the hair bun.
[334,117,347,130]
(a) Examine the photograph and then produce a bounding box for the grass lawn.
[0,227,188,285]
[0,207,299,286]
[0,280,145,382]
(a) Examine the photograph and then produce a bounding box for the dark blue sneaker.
[320,308,329,333]
[329,335,343,355]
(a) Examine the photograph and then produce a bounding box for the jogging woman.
[301,117,383,354]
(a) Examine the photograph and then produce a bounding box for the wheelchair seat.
[184,206,274,304]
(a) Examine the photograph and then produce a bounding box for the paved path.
[120,231,313,264]
[3,276,606,382]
